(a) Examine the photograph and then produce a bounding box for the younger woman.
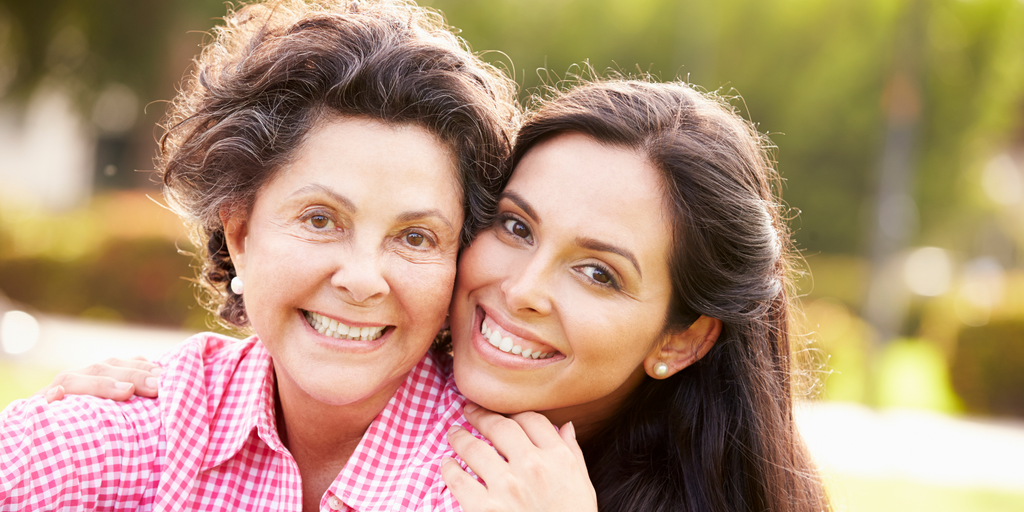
[443,79,827,512]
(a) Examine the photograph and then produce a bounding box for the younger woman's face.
[450,132,677,428]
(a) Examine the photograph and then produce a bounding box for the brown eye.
[580,265,617,288]
[502,218,532,241]
[406,232,425,246]
[309,215,331,229]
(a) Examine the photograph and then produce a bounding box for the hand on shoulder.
[442,403,597,512]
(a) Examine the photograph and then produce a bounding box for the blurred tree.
[430,0,1024,261]
[0,0,226,189]
[0,0,1021,342]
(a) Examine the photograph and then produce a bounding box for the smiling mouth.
[303,310,388,341]
[480,316,556,360]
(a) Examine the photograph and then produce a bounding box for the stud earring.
[654,362,669,377]
[230,276,244,295]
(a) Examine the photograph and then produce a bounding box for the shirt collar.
[201,337,280,471]
[331,350,450,511]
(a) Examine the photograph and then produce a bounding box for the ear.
[644,315,722,379]
[220,207,249,278]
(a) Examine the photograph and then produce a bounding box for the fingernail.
[151,366,163,376]
[45,386,58,399]
[145,377,158,389]
[567,421,576,440]
[115,381,133,390]
[447,424,462,436]
[464,402,479,413]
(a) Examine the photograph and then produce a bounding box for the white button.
[327,495,343,510]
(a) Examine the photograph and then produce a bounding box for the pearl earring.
[654,362,669,377]
[230,276,244,295]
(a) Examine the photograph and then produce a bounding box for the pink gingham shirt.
[0,333,474,511]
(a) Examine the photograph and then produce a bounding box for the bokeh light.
[1,310,40,355]
[904,247,953,297]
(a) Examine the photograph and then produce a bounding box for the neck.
[274,368,407,512]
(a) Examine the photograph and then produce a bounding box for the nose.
[331,244,390,305]
[501,251,554,316]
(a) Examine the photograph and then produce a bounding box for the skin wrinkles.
[272,187,460,266]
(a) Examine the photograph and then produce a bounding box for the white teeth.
[479,317,555,360]
[304,311,385,341]
[498,337,513,352]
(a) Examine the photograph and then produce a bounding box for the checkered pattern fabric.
[0,333,474,511]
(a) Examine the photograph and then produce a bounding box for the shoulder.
[0,391,163,507]
[155,333,268,395]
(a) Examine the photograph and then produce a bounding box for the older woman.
[0,1,516,510]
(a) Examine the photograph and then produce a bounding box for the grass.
[0,361,61,411]
[828,474,1024,512]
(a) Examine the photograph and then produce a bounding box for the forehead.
[508,132,672,259]
[263,116,462,207]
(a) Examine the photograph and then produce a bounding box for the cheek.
[456,233,508,291]
[567,301,662,369]
[394,257,458,323]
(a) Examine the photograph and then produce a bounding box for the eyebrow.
[500,190,642,279]
[289,183,455,231]
[287,184,356,211]
[398,209,455,232]
[499,190,539,223]
[575,237,643,279]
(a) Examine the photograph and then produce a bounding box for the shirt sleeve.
[0,394,162,511]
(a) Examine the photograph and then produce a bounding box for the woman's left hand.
[441,403,597,512]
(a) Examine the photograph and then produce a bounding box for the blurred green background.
[0,0,1023,510]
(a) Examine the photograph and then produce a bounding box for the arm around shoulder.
[1,393,162,510]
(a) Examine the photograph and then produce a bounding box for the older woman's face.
[225,116,462,409]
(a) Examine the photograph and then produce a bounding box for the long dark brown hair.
[157,0,517,327]
[512,80,828,512]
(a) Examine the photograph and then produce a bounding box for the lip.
[299,309,394,353]
[471,306,563,370]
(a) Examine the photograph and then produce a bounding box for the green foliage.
[0,0,224,110]
[951,319,1024,418]
[876,337,962,412]
[0,238,199,327]
[0,192,208,329]
[2,0,1022,253]
[430,0,1024,255]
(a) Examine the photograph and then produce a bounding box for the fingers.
[558,422,590,480]
[43,385,65,403]
[46,372,138,401]
[464,403,562,453]
[462,403,537,459]
[447,424,508,484]
[440,457,490,507]
[505,411,566,450]
[41,358,162,402]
